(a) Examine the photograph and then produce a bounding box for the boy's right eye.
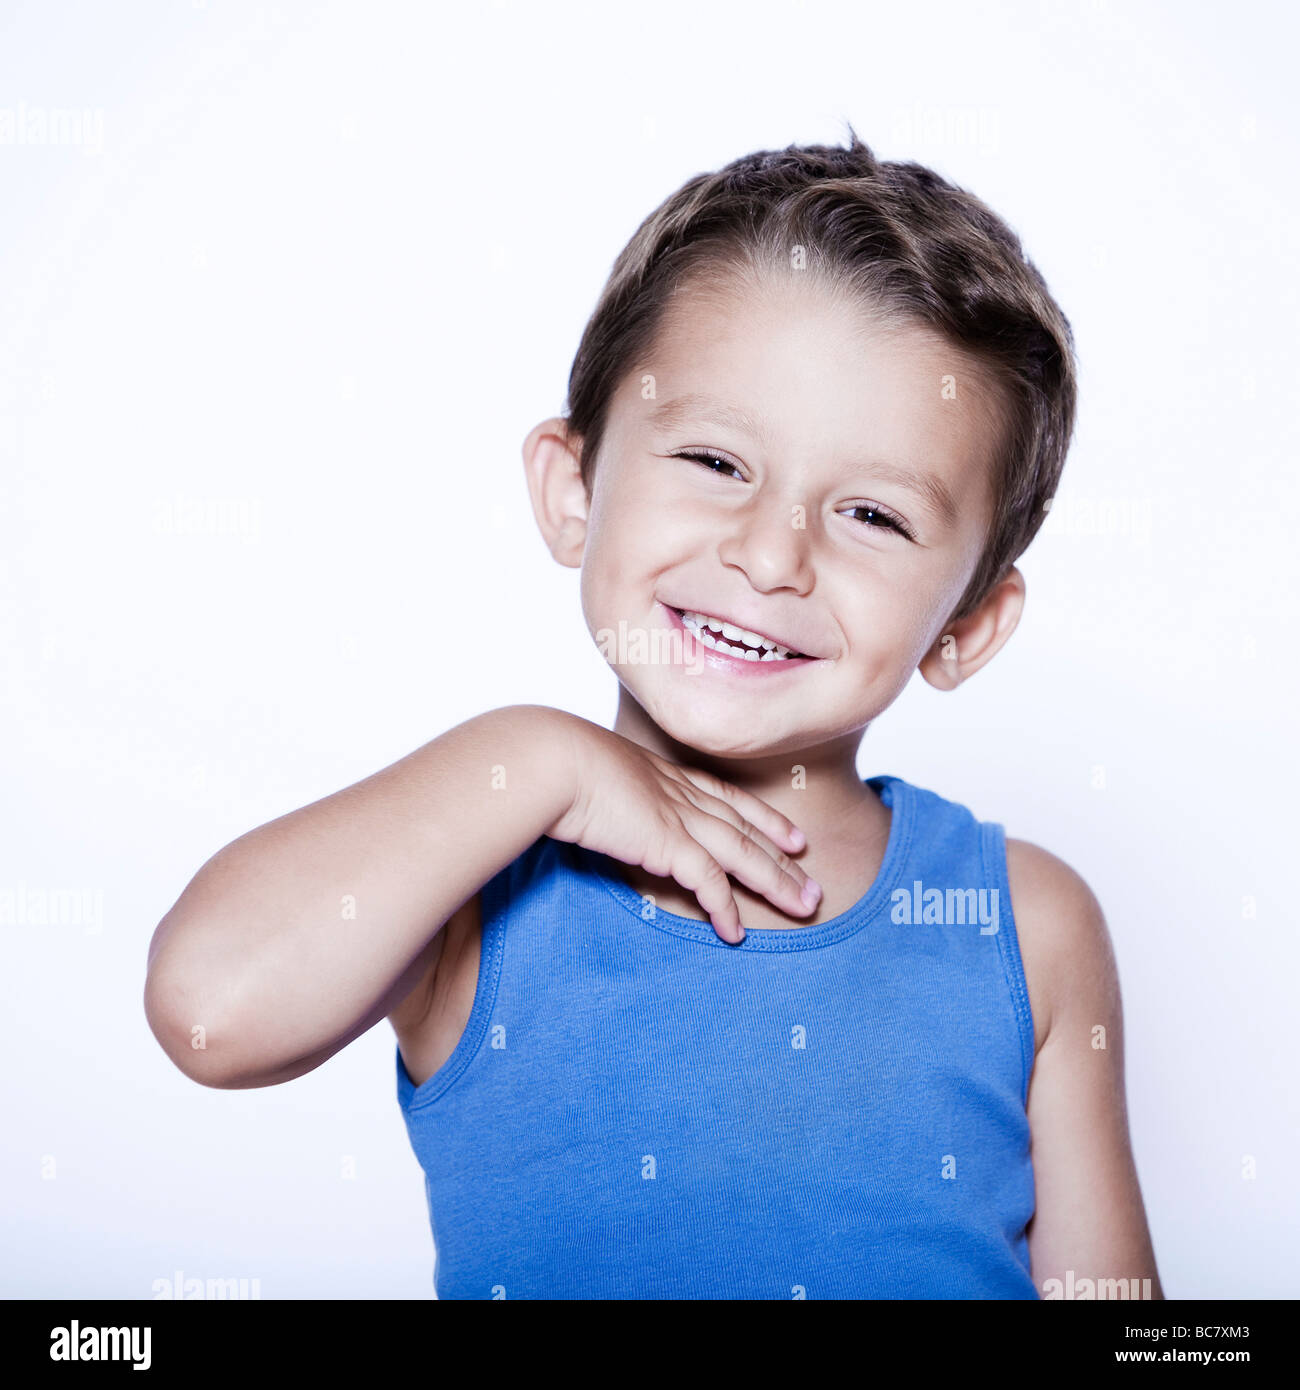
[673,450,745,481]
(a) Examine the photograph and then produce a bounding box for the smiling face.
[548,266,1015,760]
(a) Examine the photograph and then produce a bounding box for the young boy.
[144,134,1163,1300]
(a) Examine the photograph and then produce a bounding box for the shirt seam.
[582,776,914,951]
[981,819,1036,1106]
[397,852,515,1113]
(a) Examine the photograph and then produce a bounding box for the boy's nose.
[715,497,816,596]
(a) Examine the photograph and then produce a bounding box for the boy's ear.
[522,417,588,568]
[918,566,1025,691]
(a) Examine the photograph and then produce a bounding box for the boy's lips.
[660,599,822,660]
[659,602,823,674]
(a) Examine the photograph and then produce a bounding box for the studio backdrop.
[1,0,1295,1299]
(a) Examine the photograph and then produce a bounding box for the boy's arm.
[1006,839,1164,1299]
[143,704,574,1089]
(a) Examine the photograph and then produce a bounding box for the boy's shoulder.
[1003,836,1121,1061]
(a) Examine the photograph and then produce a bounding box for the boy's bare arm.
[143,704,575,1088]
[145,702,815,1091]
[1009,839,1164,1299]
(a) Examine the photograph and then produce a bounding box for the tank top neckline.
[571,774,914,951]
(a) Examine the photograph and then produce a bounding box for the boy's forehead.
[618,273,1006,498]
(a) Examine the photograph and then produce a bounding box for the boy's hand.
[544,717,820,944]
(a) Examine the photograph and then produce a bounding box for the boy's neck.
[611,689,881,859]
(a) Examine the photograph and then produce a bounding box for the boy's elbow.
[143,966,249,1089]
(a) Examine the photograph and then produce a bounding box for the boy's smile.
[661,602,822,666]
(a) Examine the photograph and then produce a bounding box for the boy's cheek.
[588,619,708,678]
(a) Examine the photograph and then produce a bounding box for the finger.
[674,784,819,912]
[686,810,821,919]
[674,766,808,855]
[666,837,745,944]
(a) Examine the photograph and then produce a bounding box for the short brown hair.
[563,130,1077,625]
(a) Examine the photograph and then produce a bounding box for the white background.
[1,0,1295,1299]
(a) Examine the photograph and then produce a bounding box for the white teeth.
[679,609,801,660]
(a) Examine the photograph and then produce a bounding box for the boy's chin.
[639,686,813,759]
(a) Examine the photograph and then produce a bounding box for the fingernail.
[801,878,822,909]
[736,925,746,942]
[789,827,806,849]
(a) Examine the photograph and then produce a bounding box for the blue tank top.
[396,774,1038,1299]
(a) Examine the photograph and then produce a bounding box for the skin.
[504,261,1164,1297]
[527,265,1019,929]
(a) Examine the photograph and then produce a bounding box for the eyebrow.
[646,392,961,530]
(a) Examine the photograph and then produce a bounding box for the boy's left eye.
[840,504,915,540]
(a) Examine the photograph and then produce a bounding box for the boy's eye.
[677,450,744,480]
[841,504,915,540]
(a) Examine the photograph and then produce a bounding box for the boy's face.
[534,269,1016,759]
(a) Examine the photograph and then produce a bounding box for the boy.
[145,134,1162,1300]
